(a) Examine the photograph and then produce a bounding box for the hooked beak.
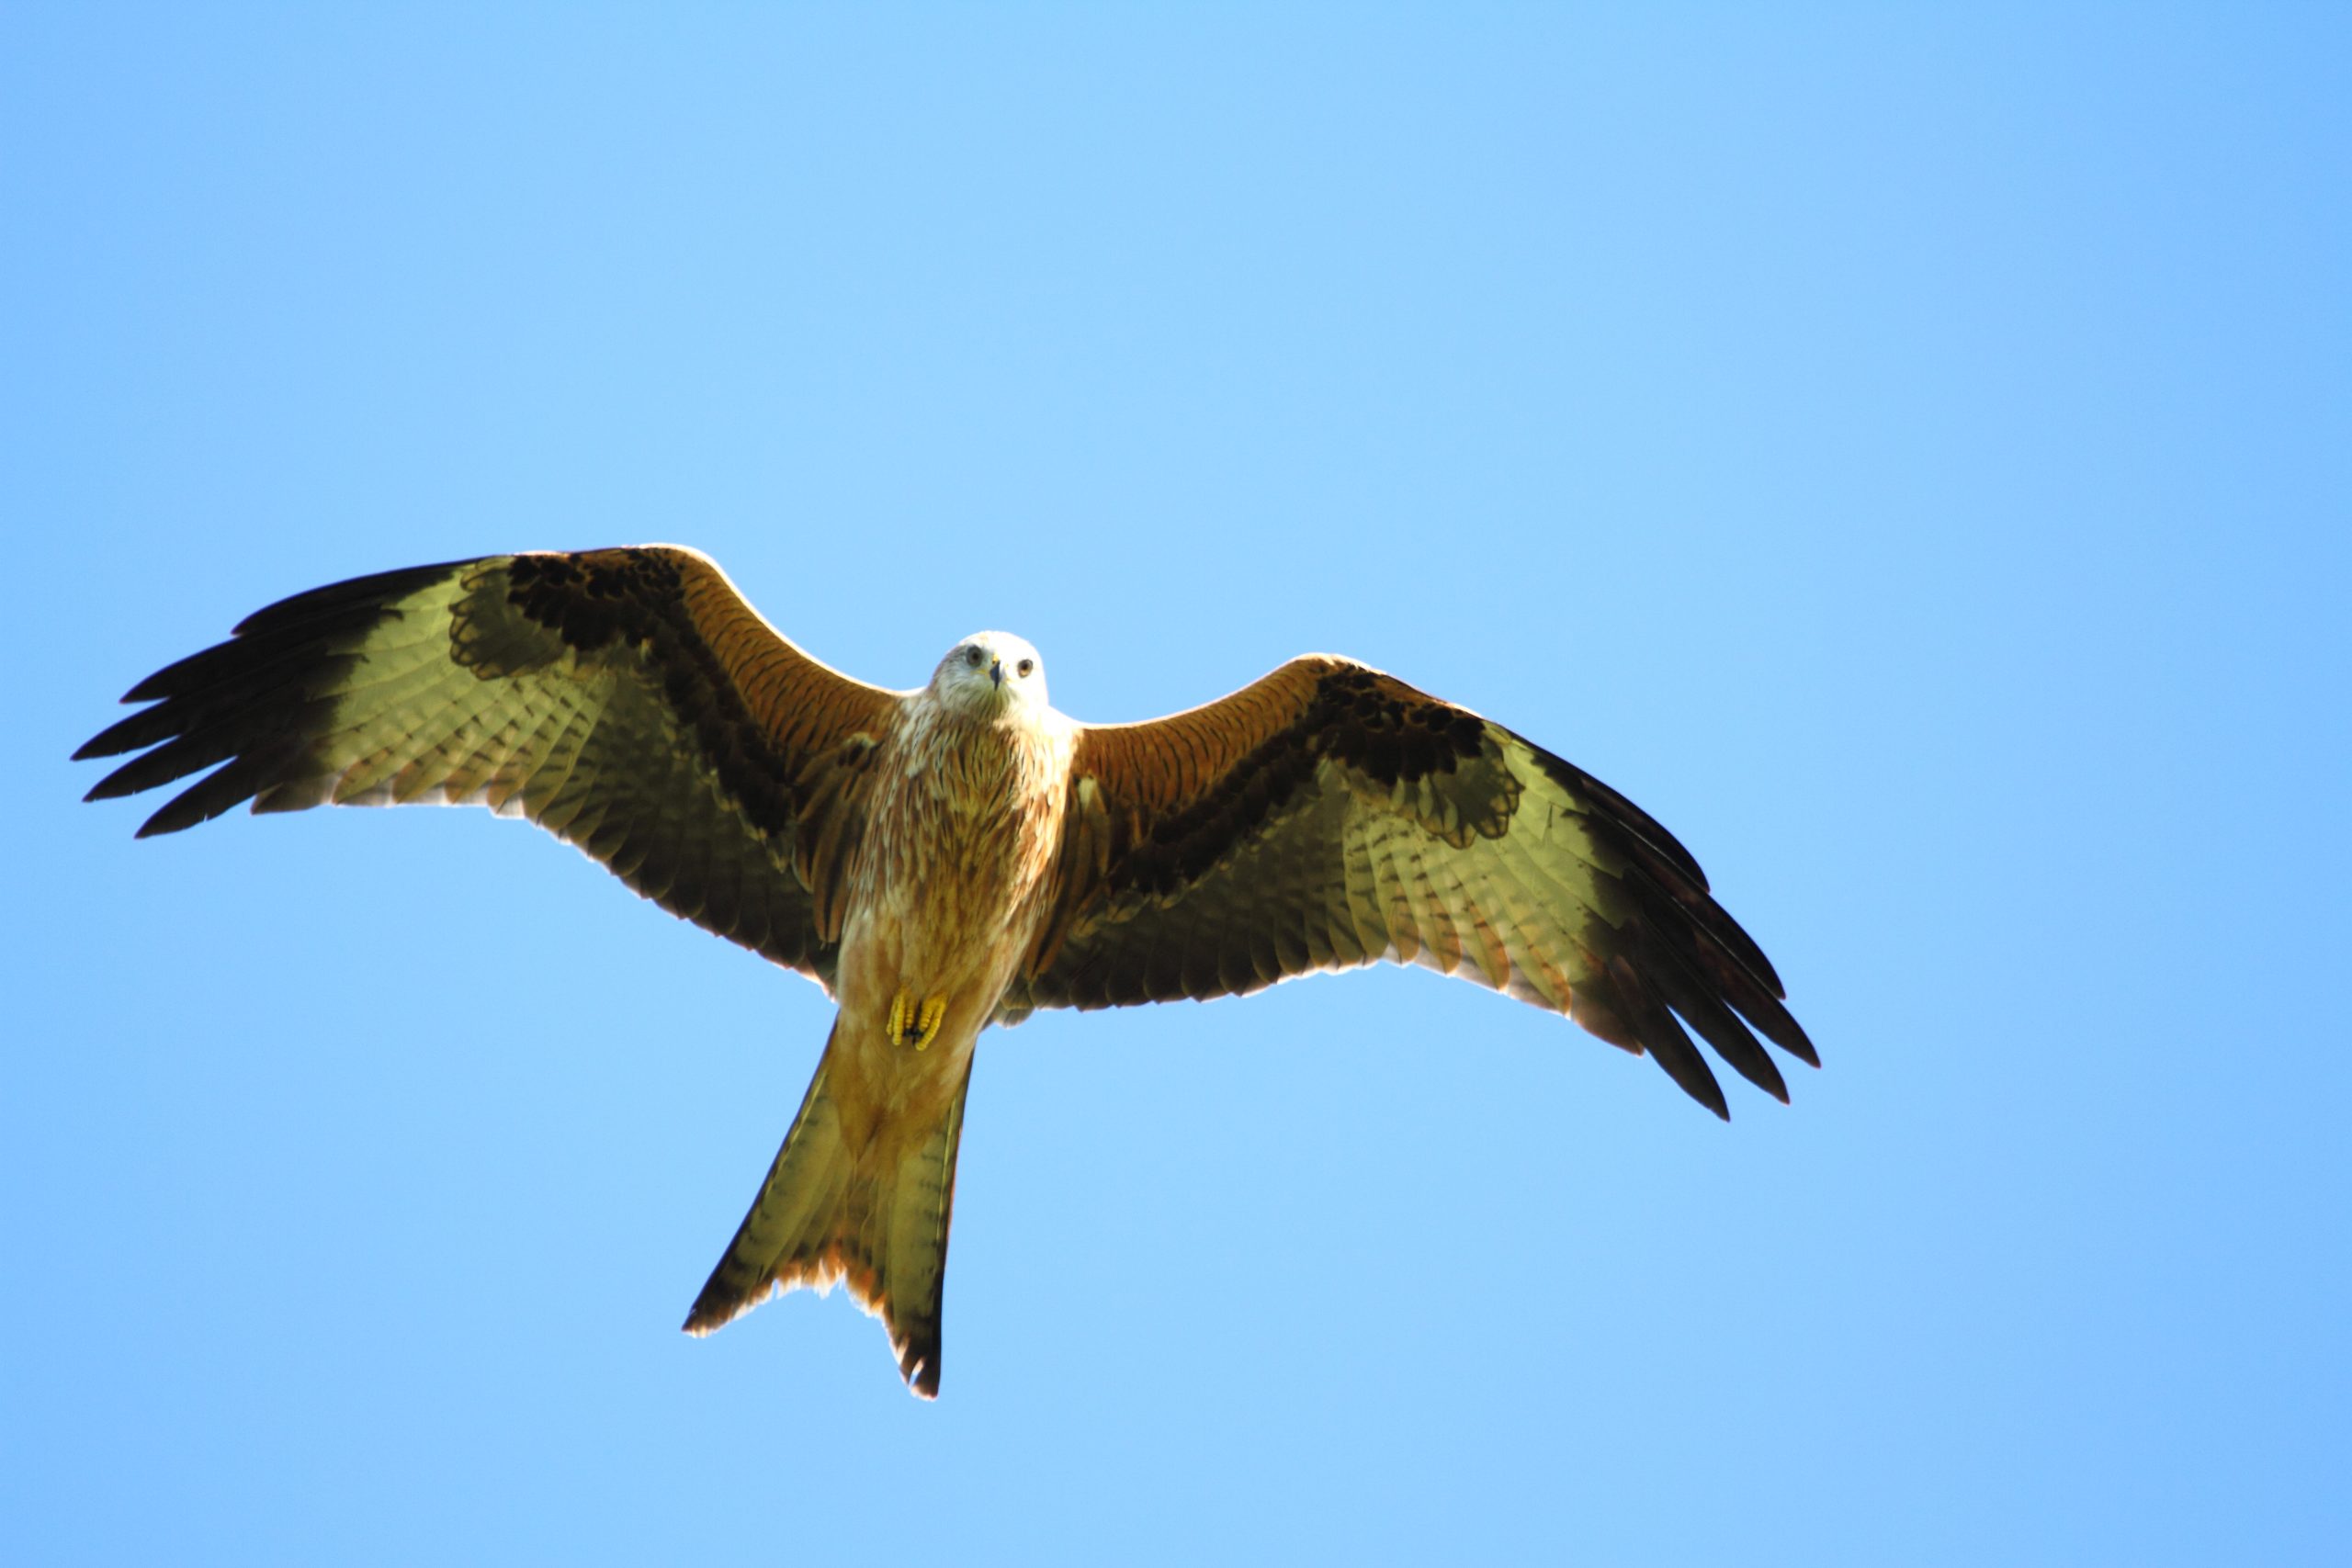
[989,656,1004,689]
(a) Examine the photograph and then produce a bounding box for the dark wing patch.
[78,547,898,983]
[1011,657,1812,1118]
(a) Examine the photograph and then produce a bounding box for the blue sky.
[6,6,2346,1564]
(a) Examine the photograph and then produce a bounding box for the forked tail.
[682,1021,975,1398]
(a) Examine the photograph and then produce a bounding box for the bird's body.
[79,545,1815,1397]
[851,664,1074,1022]
[680,646,1080,1385]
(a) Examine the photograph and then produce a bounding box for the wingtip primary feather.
[1603,954,1730,1120]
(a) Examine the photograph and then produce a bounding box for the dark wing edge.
[76,545,899,982]
[1011,656,1814,1118]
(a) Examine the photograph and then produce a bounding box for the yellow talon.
[888,989,949,1051]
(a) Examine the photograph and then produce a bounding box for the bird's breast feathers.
[847,700,1073,994]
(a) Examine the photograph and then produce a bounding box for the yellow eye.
[1017,658,1035,678]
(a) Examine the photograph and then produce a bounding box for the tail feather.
[682,1040,855,1329]
[683,1024,976,1399]
[866,1063,971,1394]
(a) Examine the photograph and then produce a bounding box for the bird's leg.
[887,988,949,1051]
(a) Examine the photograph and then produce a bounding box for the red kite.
[79,546,1814,1397]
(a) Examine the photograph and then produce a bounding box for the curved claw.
[888,989,949,1051]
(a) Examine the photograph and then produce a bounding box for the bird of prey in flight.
[78,546,1814,1397]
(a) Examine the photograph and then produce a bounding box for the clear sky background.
[6,7,2346,1564]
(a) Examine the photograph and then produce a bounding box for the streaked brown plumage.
[78,544,1815,1397]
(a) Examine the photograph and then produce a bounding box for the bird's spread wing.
[1011,657,1813,1116]
[78,546,897,985]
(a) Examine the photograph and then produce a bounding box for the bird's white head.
[931,630,1049,718]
